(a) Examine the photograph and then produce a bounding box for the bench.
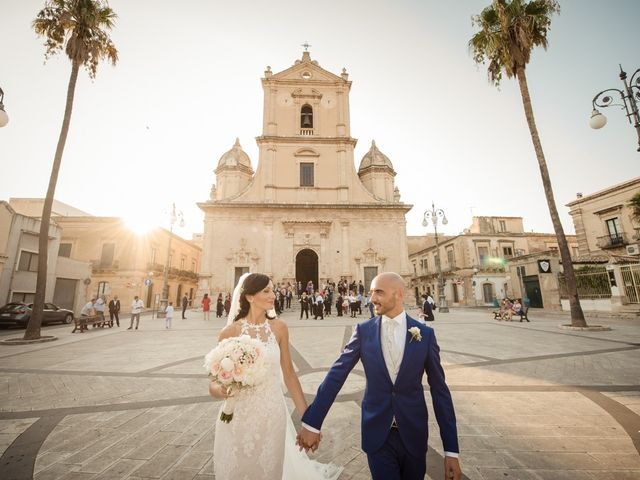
[514,306,530,322]
[493,306,530,322]
[72,314,114,333]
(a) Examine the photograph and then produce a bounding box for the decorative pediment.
[356,239,386,265]
[291,88,323,101]
[225,238,260,263]
[294,148,320,157]
[268,52,347,84]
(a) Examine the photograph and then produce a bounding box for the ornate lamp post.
[160,203,184,313]
[422,201,449,313]
[589,65,640,152]
[0,87,9,127]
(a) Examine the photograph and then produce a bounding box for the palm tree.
[470,0,587,327]
[25,0,118,340]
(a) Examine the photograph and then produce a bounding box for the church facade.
[198,51,412,297]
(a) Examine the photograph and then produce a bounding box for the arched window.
[300,104,313,129]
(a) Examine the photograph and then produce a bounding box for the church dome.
[358,140,394,172]
[216,138,253,172]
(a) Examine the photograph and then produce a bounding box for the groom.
[298,272,462,480]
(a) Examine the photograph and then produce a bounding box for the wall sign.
[537,259,551,273]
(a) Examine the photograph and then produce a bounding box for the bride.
[209,273,342,480]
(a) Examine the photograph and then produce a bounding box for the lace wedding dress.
[213,319,343,480]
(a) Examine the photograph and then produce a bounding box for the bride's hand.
[209,382,232,400]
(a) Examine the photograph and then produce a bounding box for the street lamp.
[589,65,640,152]
[422,201,449,313]
[160,203,184,313]
[0,87,9,127]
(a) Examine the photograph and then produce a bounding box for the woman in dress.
[201,293,211,321]
[209,273,341,480]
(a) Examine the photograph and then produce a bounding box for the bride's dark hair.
[232,273,276,323]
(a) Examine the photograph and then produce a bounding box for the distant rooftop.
[9,198,92,218]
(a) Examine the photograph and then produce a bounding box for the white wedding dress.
[213,318,343,480]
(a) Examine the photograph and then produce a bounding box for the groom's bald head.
[370,272,405,317]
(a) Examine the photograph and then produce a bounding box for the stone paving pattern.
[0,306,639,479]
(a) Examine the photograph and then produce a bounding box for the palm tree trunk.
[24,61,80,340]
[516,66,587,327]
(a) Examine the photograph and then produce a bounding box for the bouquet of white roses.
[203,335,267,423]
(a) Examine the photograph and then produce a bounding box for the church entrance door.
[296,249,318,292]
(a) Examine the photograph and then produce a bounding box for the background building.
[0,201,90,313]
[7,199,201,313]
[409,216,578,308]
[567,177,640,261]
[198,51,412,298]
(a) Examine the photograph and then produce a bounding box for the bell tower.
[249,50,381,205]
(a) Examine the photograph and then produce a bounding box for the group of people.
[495,297,524,321]
[208,271,462,480]
[79,293,192,330]
[201,293,232,320]
[79,294,144,329]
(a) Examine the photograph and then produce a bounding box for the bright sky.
[1,0,638,240]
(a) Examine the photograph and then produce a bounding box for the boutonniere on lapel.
[408,326,422,343]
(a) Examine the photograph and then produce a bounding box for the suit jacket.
[301,314,458,458]
[108,299,120,313]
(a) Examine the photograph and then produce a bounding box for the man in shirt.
[128,295,145,330]
[80,299,95,317]
[298,272,461,480]
[165,301,174,329]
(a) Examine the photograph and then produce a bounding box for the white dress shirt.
[381,311,407,384]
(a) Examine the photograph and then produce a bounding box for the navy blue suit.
[302,314,458,476]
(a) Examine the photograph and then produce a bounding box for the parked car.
[0,302,74,327]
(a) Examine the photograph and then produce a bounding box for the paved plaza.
[0,306,639,480]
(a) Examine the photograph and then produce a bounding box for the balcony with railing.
[299,128,314,136]
[596,232,628,249]
[91,259,119,273]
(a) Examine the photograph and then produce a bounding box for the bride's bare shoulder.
[218,322,241,341]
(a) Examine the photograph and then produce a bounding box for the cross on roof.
[301,41,311,52]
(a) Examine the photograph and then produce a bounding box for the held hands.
[296,427,322,453]
[444,456,462,480]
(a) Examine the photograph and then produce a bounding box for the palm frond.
[33,0,118,78]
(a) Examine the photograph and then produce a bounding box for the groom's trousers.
[366,428,426,480]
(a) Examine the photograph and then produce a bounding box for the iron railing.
[558,268,612,299]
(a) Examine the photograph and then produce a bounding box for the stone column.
[267,87,277,135]
[341,221,350,276]
[336,89,345,137]
[398,218,411,276]
[264,221,273,277]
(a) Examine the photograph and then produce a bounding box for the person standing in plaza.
[313,291,324,320]
[216,294,224,318]
[202,293,211,321]
[298,272,461,480]
[224,293,231,316]
[128,295,144,330]
[165,301,174,329]
[421,294,435,322]
[181,294,189,319]
[300,292,310,319]
[108,295,120,327]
